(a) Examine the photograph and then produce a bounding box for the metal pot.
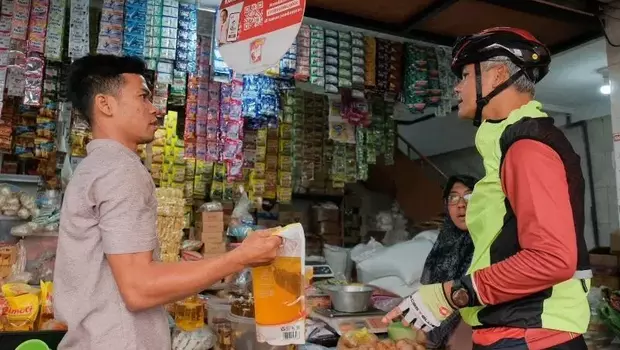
[322,285,374,313]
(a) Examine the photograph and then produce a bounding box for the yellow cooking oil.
[174,295,205,331]
[252,256,303,326]
[252,223,306,345]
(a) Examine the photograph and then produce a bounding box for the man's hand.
[107,230,281,312]
[381,282,455,332]
[233,228,282,266]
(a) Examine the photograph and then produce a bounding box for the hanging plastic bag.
[226,186,255,239]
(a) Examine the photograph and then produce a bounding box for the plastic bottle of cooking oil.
[174,295,205,331]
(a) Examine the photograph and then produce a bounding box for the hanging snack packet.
[252,223,306,346]
[38,281,54,329]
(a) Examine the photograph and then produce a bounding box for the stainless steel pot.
[322,285,374,313]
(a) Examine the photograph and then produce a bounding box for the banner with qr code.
[216,0,305,74]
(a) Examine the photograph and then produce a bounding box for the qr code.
[243,1,264,31]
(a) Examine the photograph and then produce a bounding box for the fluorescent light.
[600,84,611,95]
[199,7,216,12]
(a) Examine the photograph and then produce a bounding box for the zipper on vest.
[580,279,588,293]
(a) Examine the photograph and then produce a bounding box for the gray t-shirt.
[53,139,170,350]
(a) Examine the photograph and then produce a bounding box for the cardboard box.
[311,207,339,223]
[195,221,225,236]
[592,275,620,289]
[202,231,224,242]
[196,211,225,233]
[590,248,620,276]
[317,221,340,235]
[611,229,620,254]
[202,221,225,234]
[203,242,227,254]
[201,211,224,223]
[204,253,225,260]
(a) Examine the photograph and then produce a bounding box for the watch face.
[452,289,469,308]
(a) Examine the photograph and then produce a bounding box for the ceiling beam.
[303,6,455,46]
[477,0,598,24]
[303,3,599,55]
[401,0,461,33]
[549,29,602,54]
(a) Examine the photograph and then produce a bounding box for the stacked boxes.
[198,210,226,259]
[311,205,341,246]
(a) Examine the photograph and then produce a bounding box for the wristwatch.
[450,279,471,308]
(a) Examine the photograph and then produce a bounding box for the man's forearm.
[120,250,246,311]
[457,248,575,307]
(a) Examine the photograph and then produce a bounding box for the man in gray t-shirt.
[54,55,282,350]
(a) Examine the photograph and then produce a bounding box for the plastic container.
[227,312,255,344]
[208,301,231,326]
[226,313,288,350]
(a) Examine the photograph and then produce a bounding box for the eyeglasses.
[447,193,472,205]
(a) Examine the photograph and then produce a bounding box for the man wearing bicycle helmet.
[383,28,591,349]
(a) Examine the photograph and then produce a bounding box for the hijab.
[420,174,478,348]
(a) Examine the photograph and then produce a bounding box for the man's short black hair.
[68,54,147,124]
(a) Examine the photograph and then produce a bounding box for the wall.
[398,113,479,158]
[427,115,618,249]
[365,151,445,224]
[395,38,612,158]
[397,111,574,158]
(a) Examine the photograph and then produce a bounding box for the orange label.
[439,306,450,317]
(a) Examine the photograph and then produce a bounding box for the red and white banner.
[216,0,306,74]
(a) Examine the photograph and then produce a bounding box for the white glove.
[382,283,454,332]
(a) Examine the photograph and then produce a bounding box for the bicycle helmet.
[451,27,551,126]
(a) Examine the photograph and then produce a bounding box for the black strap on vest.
[473,63,527,127]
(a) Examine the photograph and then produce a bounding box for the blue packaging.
[125,6,147,22]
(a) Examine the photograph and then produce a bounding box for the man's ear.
[492,65,510,89]
[94,94,113,117]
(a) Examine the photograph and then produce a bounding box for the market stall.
[0,0,613,348]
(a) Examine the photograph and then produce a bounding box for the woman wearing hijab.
[420,174,478,350]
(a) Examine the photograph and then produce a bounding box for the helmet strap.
[472,63,526,127]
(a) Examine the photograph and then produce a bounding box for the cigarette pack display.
[45,0,66,60]
[68,0,89,59]
[97,0,124,55]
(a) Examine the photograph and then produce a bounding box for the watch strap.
[457,275,482,307]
